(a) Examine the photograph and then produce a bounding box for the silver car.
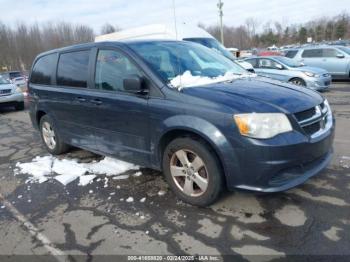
[285,46,350,79]
[244,56,331,91]
[0,76,25,110]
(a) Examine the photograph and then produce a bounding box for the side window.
[259,59,281,69]
[322,48,340,57]
[302,49,322,58]
[95,49,143,92]
[57,50,90,88]
[285,50,298,58]
[245,58,258,68]
[30,54,57,85]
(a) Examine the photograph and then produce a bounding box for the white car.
[0,76,25,110]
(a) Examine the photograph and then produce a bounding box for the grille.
[294,101,330,137]
[0,89,11,95]
[294,107,316,122]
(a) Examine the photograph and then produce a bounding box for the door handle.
[76,97,86,103]
[90,99,102,105]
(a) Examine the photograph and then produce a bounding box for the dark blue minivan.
[28,40,335,206]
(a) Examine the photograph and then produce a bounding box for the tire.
[289,78,306,87]
[162,137,223,206]
[39,114,69,155]
[15,101,24,111]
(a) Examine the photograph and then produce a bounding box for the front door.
[89,48,151,165]
[256,58,286,81]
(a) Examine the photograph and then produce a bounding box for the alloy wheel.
[170,149,209,197]
[42,122,56,150]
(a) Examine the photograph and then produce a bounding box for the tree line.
[202,12,350,49]
[0,12,349,72]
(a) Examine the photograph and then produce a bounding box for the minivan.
[28,40,335,206]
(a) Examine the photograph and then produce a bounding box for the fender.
[151,115,240,186]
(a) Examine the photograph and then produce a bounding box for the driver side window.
[95,49,142,92]
[259,59,281,69]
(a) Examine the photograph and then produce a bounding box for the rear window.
[57,50,90,88]
[285,50,298,58]
[302,49,322,58]
[9,72,22,79]
[30,54,57,85]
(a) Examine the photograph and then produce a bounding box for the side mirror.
[275,64,284,70]
[336,54,345,59]
[123,75,146,93]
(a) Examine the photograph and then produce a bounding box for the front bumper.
[225,120,335,192]
[306,75,332,91]
[0,93,24,104]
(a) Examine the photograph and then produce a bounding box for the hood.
[181,77,323,114]
[290,65,328,75]
[0,83,15,91]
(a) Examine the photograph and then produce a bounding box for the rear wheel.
[39,115,69,155]
[15,101,24,111]
[289,78,306,87]
[162,137,223,206]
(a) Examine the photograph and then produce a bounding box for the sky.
[0,0,349,33]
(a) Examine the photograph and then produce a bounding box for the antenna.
[172,0,178,39]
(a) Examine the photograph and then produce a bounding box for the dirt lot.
[0,82,350,261]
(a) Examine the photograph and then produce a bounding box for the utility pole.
[217,0,224,44]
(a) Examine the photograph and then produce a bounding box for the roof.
[94,23,213,42]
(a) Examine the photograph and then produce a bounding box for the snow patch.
[169,71,255,90]
[79,175,96,186]
[15,155,139,187]
[126,197,134,203]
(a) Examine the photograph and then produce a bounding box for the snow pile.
[15,156,139,186]
[169,71,255,90]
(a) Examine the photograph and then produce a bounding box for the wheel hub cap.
[170,149,209,197]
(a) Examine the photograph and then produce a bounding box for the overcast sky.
[1,0,348,32]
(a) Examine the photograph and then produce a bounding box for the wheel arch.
[154,115,239,188]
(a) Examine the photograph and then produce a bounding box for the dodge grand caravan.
[28,40,335,206]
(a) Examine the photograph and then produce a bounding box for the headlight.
[234,113,292,139]
[324,99,332,116]
[303,71,318,77]
[13,87,22,93]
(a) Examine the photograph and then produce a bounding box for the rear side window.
[302,49,322,58]
[285,50,298,58]
[57,50,90,88]
[31,54,57,85]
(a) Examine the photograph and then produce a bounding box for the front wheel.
[289,78,306,87]
[39,115,69,155]
[162,137,223,206]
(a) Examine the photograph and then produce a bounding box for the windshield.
[0,76,10,85]
[183,37,235,60]
[129,41,247,84]
[273,56,302,67]
[338,46,350,55]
